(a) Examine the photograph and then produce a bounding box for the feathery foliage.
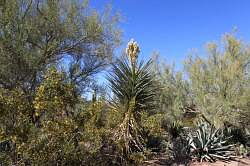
[184,34,250,128]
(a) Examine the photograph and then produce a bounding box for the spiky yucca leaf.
[187,122,235,162]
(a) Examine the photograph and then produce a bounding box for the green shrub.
[168,120,184,139]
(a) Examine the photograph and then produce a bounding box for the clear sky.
[90,0,250,71]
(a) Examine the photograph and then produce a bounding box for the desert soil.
[190,158,250,166]
[142,157,250,166]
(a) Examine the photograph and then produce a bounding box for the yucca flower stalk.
[108,39,157,157]
[126,39,140,66]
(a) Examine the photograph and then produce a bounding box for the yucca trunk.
[113,99,144,155]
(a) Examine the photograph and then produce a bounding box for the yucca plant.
[168,120,184,139]
[107,39,157,157]
[187,122,235,162]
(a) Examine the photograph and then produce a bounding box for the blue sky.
[90,0,250,71]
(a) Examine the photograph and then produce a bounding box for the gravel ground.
[142,157,250,166]
[190,158,250,166]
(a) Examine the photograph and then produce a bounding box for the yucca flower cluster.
[126,39,140,65]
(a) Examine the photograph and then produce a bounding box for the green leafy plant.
[168,120,184,139]
[167,120,190,164]
[187,122,235,162]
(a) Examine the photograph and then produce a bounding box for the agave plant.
[187,122,235,162]
[108,39,157,156]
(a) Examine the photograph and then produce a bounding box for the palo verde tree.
[184,33,250,129]
[0,0,121,164]
[108,39,158,159]
[0,0,120,93]
[151,54,191,122]
[0,0,120,125]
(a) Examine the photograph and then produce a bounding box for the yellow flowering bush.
[0,88,30,138]
[0,88,33,164]
[33,67,77,119]
[11,86,110,165]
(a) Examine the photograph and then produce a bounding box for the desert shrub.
[166,120,190,164]
[141,113,167,153]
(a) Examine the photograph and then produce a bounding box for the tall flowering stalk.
[108,39,157,159]
[126,39,140,66]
